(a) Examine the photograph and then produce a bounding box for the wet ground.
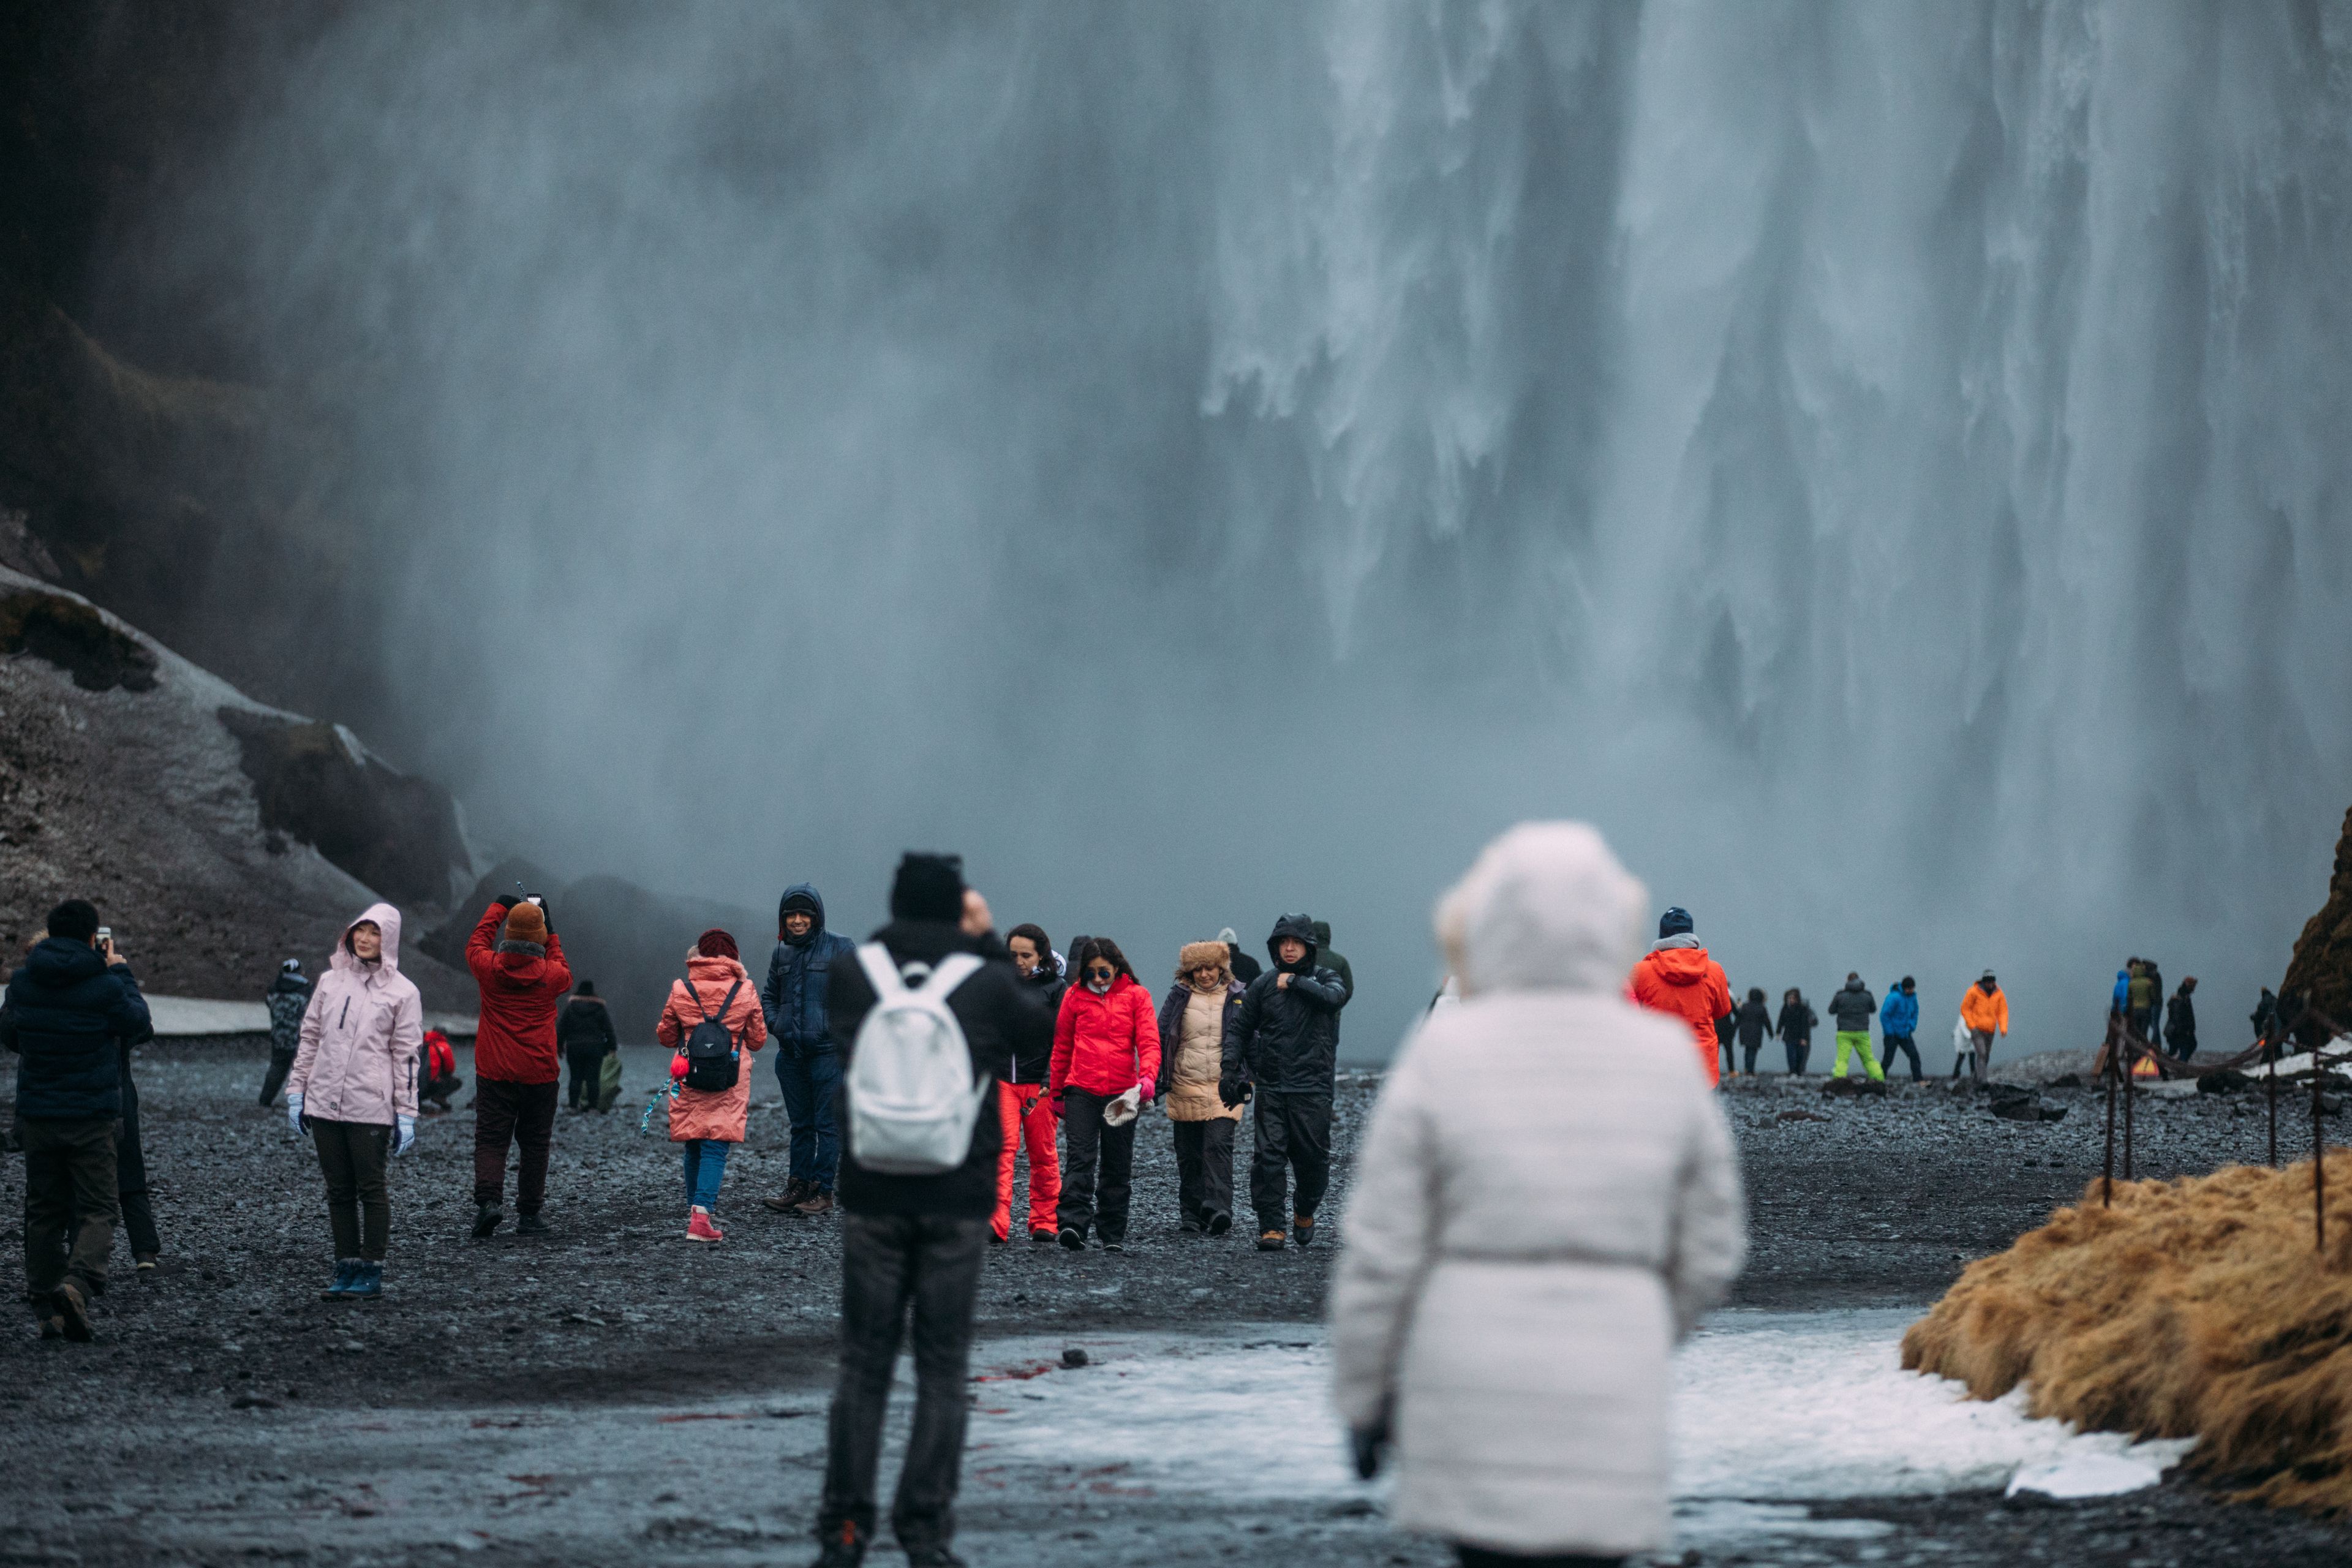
[2,1047,2346,1566]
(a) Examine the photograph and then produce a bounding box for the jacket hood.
[1644,945,1718,986]
[331,903,403,978]
[1267,913,1320,971]
[1650,932,1702,952]
[779,883,827,943]
[26,937,107,989]
[1311,919,1333,949]
[685,952,750,987]
[1436,821,1646,997]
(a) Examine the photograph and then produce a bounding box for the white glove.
[286,1091,306,1136]
[393,1115,416,1157]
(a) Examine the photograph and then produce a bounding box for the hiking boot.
[344,1262,383,1300]
[53,1281,93,1342]
[793,1191,835,1217]
[687,1207,725,1243]
[1029,1229,1057,1245]
[516,1212,551,1237]
[1057,1226,1085,1251]
[1257,1229,1287,1252]
[1100,1240,1125,1254]
[37,1313,64,1340]
[321,1260,358,1301]
[809,1520,868,1568]
[1206,1212,1232,1237]
[1179,1217,1205,1235]
[1293,1214,1316,1248]
[763,1178,812,1214]
[134,1252,159,1280]
[471,1203,505,1239]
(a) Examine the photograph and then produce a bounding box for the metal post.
[2269,1040,2280,1168]
[2122,1028,2135,1182]
[2316,1041,2328,1257]
[2102,1017,2117,1209]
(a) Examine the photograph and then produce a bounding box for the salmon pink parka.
[288,903,424,1125]
[1049,974,1161,1099]
[657,954,769,1143]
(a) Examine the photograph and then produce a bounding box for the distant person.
[102,1018,164,1280]
[1156,941,1245,1237]
[761,884,857,1218]
[1776,987,1817,1075]
[258,959,312,1107]
[2,900,152,1341]
[465,894,572,1240]
[2125,959,2157,1041]
[417,1028,462,1114]
[1219,925,1262,987]
[1049,936,1159,1252]
[2253,986,2280,1060]
[1716,1005,1740,1079]
[810,853,1054,1568]
[2163,977,2199,1063]
[1310,919,1355,1044]
[1628,907,1734,1087]
[286,903,423,1301]
[993,923,1063,1243]
[559,981,619,1112]
[2144,959,2165,1031]
[1332,822,1745,1568]
[1733,987,1772,1076]
[1879,977,1922,1082]
[1826,974,1883,1082]
[1950,1010,1974,1078]
[657,930,768,1242]
[2110,965,2131,1022]
[1960,969,2007,1078]
[1222,914,1348,1252]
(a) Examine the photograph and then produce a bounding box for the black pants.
[1740,1039,1763,1074]
[420,1071,462,1110]
[1882,1033,1921,1081]
[1784,1039,1811,1074]
[114,1065,161,1257]
[1456,1548,1623,1568]
[1057,1090,1136,1245]
[473,1077,559,1212]
[314,1118,392,1261]
[23,1116,116,1300]
[565,1047,607,1109]
[1250,1090,1332,1229]
[258,1047,298,1107]
[1171,1118,1235,1227]
[819,1213,989,1553]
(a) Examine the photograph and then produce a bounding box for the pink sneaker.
[686,1207,723,1243]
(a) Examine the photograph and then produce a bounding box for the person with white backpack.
[808,853,1056,1568]
[655,930,769,1242]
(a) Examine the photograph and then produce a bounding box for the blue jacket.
[1,939,154,1119]
[761,884,856,1054]
[1882,987,1919,1036]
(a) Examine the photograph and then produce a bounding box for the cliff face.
[2282,805,2352,1044]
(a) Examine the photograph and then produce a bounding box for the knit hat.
[503,900,548,945]
[1179,940,1230,978]
[697,929,739,961]
[889,853,965,923]
[1657,907,1694,940]
[280,958,303,974]
[575,980,595,997]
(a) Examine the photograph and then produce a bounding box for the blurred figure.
[287,904,423,1302]
[560,981,618,1112]
[417,1028,462,1114]
[1627,907,1734,1087]
[1156,941,1245,1236]
[993,923,1063,1243]
[258,959,312,1107]
[1221,914,1348,1251]
[1733,987,1772,1076]
[1776,988,1816,1075]
[762,884,856,1217]
[1310,918,1355,1049]
[1715,1006,1740,1079]
[2253,986,2280,1060]
[2125,959,2156,1040]
[1049,937,1159,1252]
[657,930,768,1242]
[1961,970,2008,1078]
[466,894,573,1239]
[1880,978,1922,1082]
[2163,976,2199,1063]
[2110,964,2131,1022]
[1219,925,1262,987]
[1332,823,1745,1567]
[1826,973,1883,1082]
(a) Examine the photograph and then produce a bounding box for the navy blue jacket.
[761,884,857,1054]
[2,939,154,1119]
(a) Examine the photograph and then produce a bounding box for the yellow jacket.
[1961,984,2008,1035]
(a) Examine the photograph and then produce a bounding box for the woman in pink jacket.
[285,902,424,1302]
[656,929,769,1242]
[1049,937,1161,1253]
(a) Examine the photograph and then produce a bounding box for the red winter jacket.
[1049,976,1162,1099]
[466,903,573,1084]
[1629,942,1733,1088]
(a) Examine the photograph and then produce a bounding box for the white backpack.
[846,944,990,1175]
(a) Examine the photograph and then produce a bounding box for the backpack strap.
[681,974,745,1042]
[857,943,908,1001]
[919,953,984,997]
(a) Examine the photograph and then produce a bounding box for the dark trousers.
[1784,1038,1811,1074]
[1250,1090,1332,1227]
[777,1046,843,1192]
[1057,1089,1136,1245]
[1740,1040,1763,1075]
[114,1065,160,1257]
[1882,1032,1922,1081]
[23,1117,117,1300]
[819,1213,989,1553]
[1456,1549,1624,1568]
[420,1071,462,1110]
[312,1118,392,1261]
[565,1047,607,1110]
[473,1077,559,1212]
[258,1047,298,1107]
[1171,1117,1235,1226]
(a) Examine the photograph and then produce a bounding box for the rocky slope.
[2282,803,2352,1044]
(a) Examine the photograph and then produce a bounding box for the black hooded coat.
[1222,913,1348,1096]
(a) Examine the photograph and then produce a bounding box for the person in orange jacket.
[1959,969,2008,1079]
[1628,907,1733,1087]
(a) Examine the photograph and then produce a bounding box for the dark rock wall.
[2282,804,2352,1044]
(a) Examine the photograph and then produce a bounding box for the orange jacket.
[1961,984,2008,1036]
[1629,944,1733,1086]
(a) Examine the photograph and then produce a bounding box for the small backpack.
[846,943,989,1174]
[677,974,745,1093]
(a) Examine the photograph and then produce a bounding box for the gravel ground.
[2,1048,2347,1566]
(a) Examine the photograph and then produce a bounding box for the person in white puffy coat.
[1331,822,1747,1566]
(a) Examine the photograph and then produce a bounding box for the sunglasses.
[1087,965,1114,980]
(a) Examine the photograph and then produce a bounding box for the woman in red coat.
[655,929,768,1242]
[1049,937,1161,1253]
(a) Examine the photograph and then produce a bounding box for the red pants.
[992,1082,1060,1240]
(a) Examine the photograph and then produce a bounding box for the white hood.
[1434,821,1647,998]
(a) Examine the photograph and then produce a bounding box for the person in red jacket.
[1048,937,1161,1253]
[417,1028,463,1114]
[1627,907,1733,1088]
[465,895,573,1238]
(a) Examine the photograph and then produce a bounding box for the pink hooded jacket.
[288,902,425,1124]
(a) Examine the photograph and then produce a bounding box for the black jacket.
[1223,914,1347,1096]
[2164,992,2197,1052]
[265,971,312,1054]
[1006,966,1065,1085]
[2,939,153,1120]
[1776,1000,1817,1044]
[1735,998,1773,1049]
[761,883,858,1053]
[557,995,618,1055]
[827,921,1056,1218]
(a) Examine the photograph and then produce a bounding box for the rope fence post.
[2102,1014,2118,1209]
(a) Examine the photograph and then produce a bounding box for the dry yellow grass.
[1902,1150,2352,1512]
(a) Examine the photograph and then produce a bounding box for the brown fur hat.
[1177,941,1231,982]
[502,900,548,946]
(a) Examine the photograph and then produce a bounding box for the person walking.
[1825,974,1883,1082]
[1332,822,1746,1567]
[1960,970,2008,1079]
[560,981,619,1112]
[465,894,573,1240]
[1715,1007,1740,1080]
[2,901,152,1341]
[992,923,1063,1243]
[285,903,424,1301]
[810,853,1055,1568]
[417,1028,462,1114]
[1775,988,1817,1075]
[258,959,312,1107]
[762,884,858,1218]
[1156,941,1245,1237]
[1880,977,1922,1082]
[1221,913,1348,1252]
[1627,908,1735,1087]
[2125,960,2157,1042]
[1049,937,1160,1252]
[657,930,769,1242]
[1732,988,1773,1077]
[2163,976,2199,1063]
[1310,918,1356,1049]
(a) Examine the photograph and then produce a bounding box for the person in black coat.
[558,982,619,1112]
[258,959,312,1107]
[1219,926,1263,987]
[1733,988,1773,1076]
[1775,989,1817,1076]
[1221,912,1348,1253]
[2163,977,2199,1063]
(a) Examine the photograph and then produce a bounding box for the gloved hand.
[1139,1080,1155,1105]
[1218,1077,1249,1109]
[393,1114,417,1156]
[494,893,522,911]
[1350,1420,1390,1482]
[286,1091,307,1136]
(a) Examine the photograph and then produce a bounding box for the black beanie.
[575,980,595,997]
[890,853,965,923]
